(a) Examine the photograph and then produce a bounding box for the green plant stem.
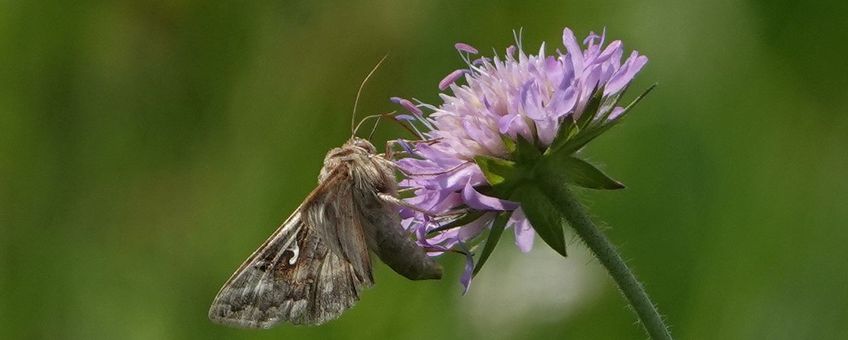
[540,183,673,340]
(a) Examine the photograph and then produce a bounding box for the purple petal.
[415,217,454,256]
[455,42,479,54]
[599,27,607,46]
[395,156,433,173]
[549,86,577,118]
[432,164,481,191]
[396,139,420,157]
[509,208,535,253]
[458,212,495,241]
[457,239,475,294]
[595,40,622,64]
[534,117,558,146]
[608,106,626,120]
[399,206,417,219]
[558,56,576,88]
[583,31,600,46]
[521,81,546,120]
[498,112,534,142]
[431,191,464,213]
[472,57,491,66]
[462,180,518,211]
[439,69,467,91]
[562,28,584,72]
[506,45,517,59]
[461,116,498,153]
[605,52,648,96]
[429,229,460,249]
[498,113,520,134]
[414,143,467,166]
[545,55,559,72]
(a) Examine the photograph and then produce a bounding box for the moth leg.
[404,161,472,177]
[376,192,465,218]
[384,139,413,161]
[384,140,396,161]
[373,153,402,169]
[396,187,416,194]
[375,155,472,178]
[382,138,443,161]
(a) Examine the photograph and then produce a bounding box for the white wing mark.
[288,241,300,265]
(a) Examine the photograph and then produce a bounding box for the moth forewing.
[208,171,370,327]
[209,137,441,328]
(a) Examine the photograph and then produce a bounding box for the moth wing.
[208,171,373,328]
[303,166,374,287]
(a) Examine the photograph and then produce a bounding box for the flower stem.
[540,183,673,340]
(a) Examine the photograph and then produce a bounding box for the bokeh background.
[2,1,847,339]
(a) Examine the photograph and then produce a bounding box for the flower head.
[393,27,650,291]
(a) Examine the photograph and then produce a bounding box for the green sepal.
[550,84,657,156]
[576,87,604,130]
[547,118,577,156]
[514,135,542,164]
[511,184,567,257]
[554,156,625,190]
[595,89,624,124]
[500,134,517,154]
[472,212,511,276]
[474,155,517,186]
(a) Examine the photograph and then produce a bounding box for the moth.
[208,61,442,328]
[208,135,443,327]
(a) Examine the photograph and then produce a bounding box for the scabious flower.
[393,27,649,291]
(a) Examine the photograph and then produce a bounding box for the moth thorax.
[349,137,376,154]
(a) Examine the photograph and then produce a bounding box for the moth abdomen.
[356,191,443,280]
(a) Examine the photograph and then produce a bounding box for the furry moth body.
[208,137,442,328]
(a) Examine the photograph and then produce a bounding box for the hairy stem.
[540,183,673,340]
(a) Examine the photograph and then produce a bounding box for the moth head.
[349,137,377,154]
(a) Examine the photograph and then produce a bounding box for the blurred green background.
[2,0,847,339]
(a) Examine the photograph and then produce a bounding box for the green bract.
[471,85,655,265]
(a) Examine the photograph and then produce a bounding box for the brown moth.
[209,60,442,328]
[208,136,443,328]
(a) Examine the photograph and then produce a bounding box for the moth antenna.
[351,54,390,136]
